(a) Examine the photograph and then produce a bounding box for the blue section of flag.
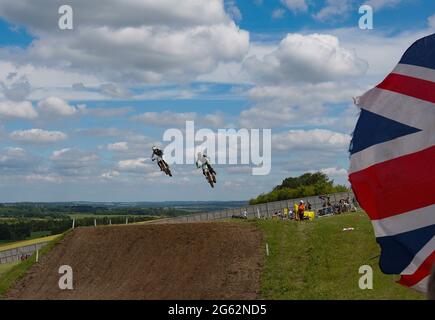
[400,33,435,70]
[377,224,435,274]
[349,109,421,155]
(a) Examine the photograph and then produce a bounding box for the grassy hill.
[254,212,424,299]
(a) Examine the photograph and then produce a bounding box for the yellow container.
[304,211,316,221]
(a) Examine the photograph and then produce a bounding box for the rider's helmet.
[152,146,157,151]
[197,151,202,159]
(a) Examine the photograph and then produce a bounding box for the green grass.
[254,212,424,300]
[0,232,67,298]
[0,234,61,251]
[0,262,20,278]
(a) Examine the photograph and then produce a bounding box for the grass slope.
[0,232,66,298]
[0,235,61,251]
[255,212,424,300]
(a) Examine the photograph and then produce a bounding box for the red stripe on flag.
[398,251,435,288]
[377,73,435,103]
[349,146,435,220]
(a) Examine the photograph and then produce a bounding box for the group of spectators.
[235,194,358,221]
[271,200,312,221]
[318,196,358,216]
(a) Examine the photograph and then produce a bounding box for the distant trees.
[249,172,349,205]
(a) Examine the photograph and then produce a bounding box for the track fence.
[0,242,49,264]
[148,191,358,225]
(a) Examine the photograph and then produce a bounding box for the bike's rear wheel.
[206,173,214,188]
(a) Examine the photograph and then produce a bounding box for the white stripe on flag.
[401,237,435,275]
[393,63,435,83]
[349,130,434,174]
[411,275,430,293]
[358,87,435,131]
[372,205,435,238]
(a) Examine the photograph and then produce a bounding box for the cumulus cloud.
[117,157,155,174]
[281,0,308,13]
[0,0,249,83]
[0,100,38,119]
[50,148,100,177]
[101,170,120,180]
[107,142,129,152]
[0,73,31,101]
[99,83,132,99]
[0,147,40,174]
[37,97,79,117]
[133,111,196,127]
[244,33,367,85]
[10,128,68,144]
[317,167,348,177]
[313,0,351,22]
[272,129,351,151]
[133,111,226,128]
[225,1,242,22]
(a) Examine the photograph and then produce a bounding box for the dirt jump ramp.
[5,222,263,300]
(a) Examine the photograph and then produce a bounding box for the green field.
[254,212,424,300]
[0,262,19,278]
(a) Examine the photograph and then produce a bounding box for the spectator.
[242,209,248,219]
[294,203,299,221]
[307,201,312,210]
[298,200,305,221]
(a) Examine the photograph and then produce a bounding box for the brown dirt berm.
[5,222,263,300]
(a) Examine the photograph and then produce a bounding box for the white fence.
[0,242,49,264]
[148,191,358,225]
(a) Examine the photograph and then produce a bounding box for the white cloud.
[99,83,132,98]
[101,170,120,180]
[37,97,78,116]
[10,128,68,144]
[317,167,348,177]
[225,1,242,22]
[0,100,37,119]
[107,142,129,152]
[244,33,367,85]
[313,0,351,22]
[272,8,286,19]
[133,111,196,127]
[0,74,31,101]
[0,0,249,84]
[132,111,226,128]
[117,158,155,174]
[0,147,37,172]
[281,0,308,13]
[50,148,100,177]
[272,129,351,151]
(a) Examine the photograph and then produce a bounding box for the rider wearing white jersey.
[196,152,216,176]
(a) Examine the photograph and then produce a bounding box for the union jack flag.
[349,33,435,293]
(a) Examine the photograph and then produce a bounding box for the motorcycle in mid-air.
[203,165,216,188]
[153,158,172,177]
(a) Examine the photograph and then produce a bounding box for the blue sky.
[0,0,434,202]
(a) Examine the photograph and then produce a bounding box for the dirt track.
[5,222,263,300]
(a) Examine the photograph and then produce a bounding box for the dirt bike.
[153,159,172,177]
[203,166,216,188]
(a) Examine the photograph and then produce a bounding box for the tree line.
[249,172,349,205]
[0,216,156,242]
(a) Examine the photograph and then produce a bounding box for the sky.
[0,0,434,202]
